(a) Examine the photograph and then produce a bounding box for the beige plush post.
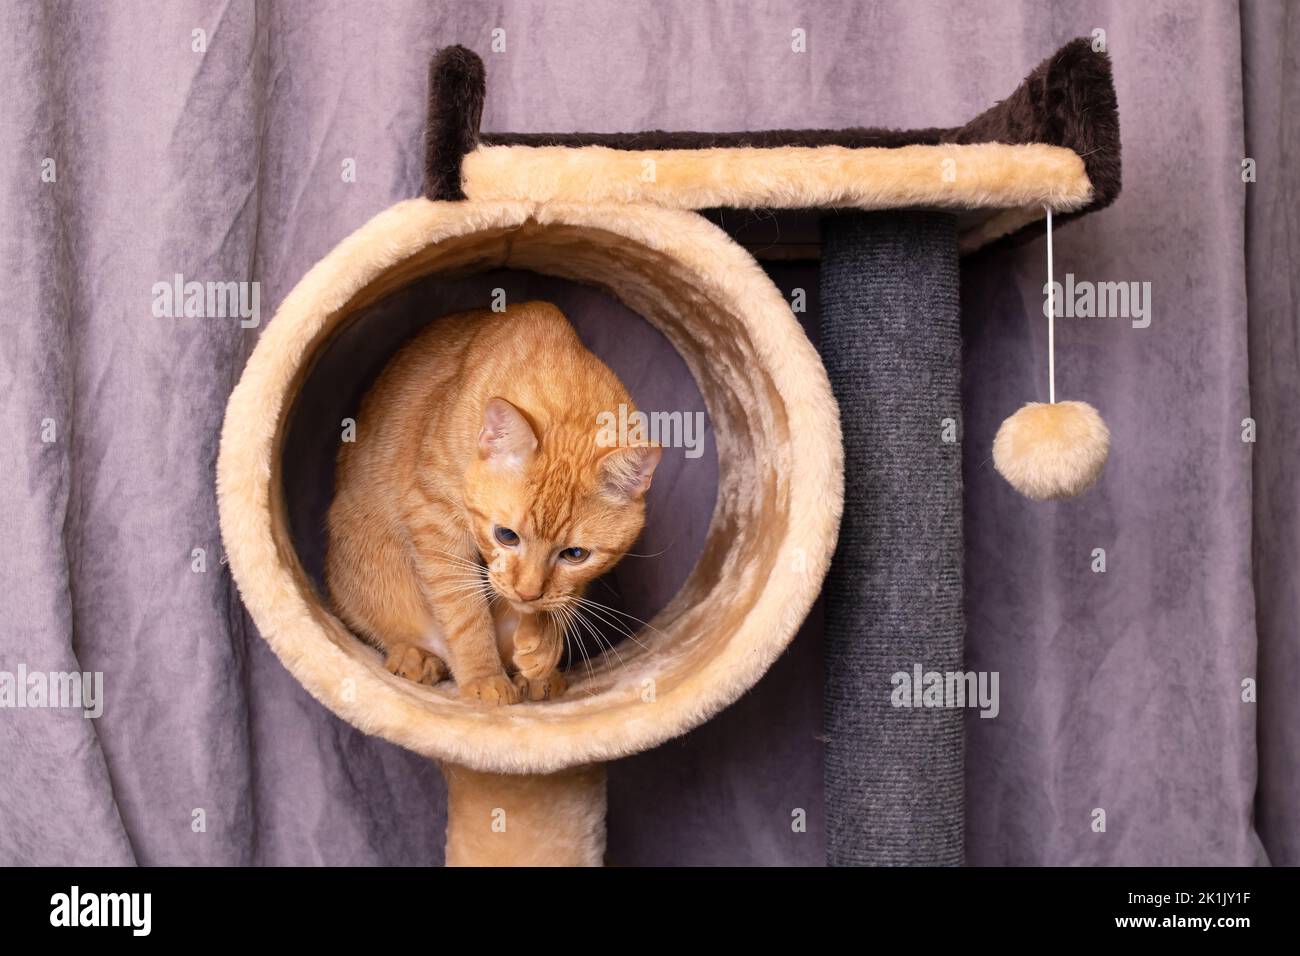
[443,764,607,867]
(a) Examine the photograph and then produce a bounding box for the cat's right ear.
[598,443,661,500]
[478,397,537,471]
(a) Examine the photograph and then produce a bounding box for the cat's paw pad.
[512,670,567,702]
[458,672,522,706]
[384,644,449,686]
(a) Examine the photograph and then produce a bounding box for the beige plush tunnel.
[216,198,844,863]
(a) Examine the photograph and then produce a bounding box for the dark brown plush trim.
[945,37,1122,237]
[422,45,485,201]
[479,127,950,150]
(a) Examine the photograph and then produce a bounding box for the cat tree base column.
[442,762,607,866]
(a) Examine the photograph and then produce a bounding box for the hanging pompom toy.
[993,399,1109,500]
[993,208,1110,501]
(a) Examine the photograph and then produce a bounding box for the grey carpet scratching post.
[820,211,965,866]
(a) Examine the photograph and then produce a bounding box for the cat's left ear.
[478,397,537,470]
[598,444,661,500]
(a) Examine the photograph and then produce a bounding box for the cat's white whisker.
[553,606,597,698]
[566,606,626,671]
[571,604,625,670]
[429,550,489,573]
[562,605,597,687]
[618,540,676,559]
[578,607,647,655]
[576,594,662,634]
[437,581,496,602]
[573,595,657,650]
[439,587,492,599]
[575,606,645,664]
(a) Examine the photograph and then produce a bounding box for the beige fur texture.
[215,198,844,776]
[992,400,1110,501]
[443,763,606,866]
[460,142,1094,251]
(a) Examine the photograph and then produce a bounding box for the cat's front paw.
[512,619,563,681]
[458,671,522,706]
[512,669,567,702]
[384,643,449,686]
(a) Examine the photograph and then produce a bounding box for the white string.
[1046,205,1056,405]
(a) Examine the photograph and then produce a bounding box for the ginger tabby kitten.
[326,300,660,706]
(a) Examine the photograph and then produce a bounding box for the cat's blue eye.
[559,546,590,564]
[494,526,520,547]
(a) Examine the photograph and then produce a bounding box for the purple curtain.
[1,0,1294,865]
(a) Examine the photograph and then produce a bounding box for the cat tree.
[217,39,1119,866]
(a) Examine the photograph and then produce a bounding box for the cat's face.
[464,397,660,614]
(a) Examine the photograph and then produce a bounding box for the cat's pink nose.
[516,588,543,602]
